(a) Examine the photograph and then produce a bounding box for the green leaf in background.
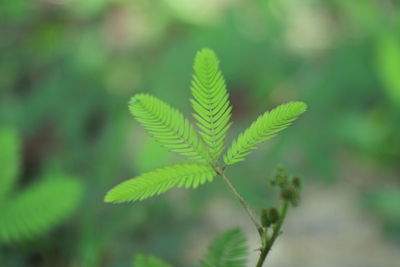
[0,128,83,242]
[133,253,171,267]
[376,34,400,106]
[0,0,30,22]
[105,163,216,203]
[191,48,232,162]
[0,128,20,201]
[224,102,307,165]
[0,177,83,242]
[201,228,248,267]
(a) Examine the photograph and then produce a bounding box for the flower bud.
[268,208,279,224]
[281,188,295,201]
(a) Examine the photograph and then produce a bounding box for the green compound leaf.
[191,48,232,161]
[133,254,171,267]
[224,102,307,165]
[105,163,216,203]
[0,128,20,201]
[0,177,83,242]
[129,94,209,163]
[201,228,248,267]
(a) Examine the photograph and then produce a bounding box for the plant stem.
[219,172,264,237]
[255,202,289,267]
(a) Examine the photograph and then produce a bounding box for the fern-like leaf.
[201,228,248,267]
[224,102,307,165]
[133,254,171,267]
[191,48,232,161]
[129,94,209,163]
[105,163,216,203]
[0,177,83,242]
[0,128,20,201]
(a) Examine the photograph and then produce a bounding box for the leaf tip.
[104,191,115,203]
[195,48,219,63]
[198,47,215,55]
[298,101,308,111]
[290,101,308,114]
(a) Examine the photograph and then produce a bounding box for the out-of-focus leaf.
[0,128,20,201]
[201,229,248,267]
[376,34,400,106]
[0,177,83,242]
[0,0,30,22]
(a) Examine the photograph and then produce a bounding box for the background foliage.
[1,0,400,266]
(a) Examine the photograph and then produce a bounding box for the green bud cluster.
[281,187,299,206]
[260,165,303,238]
[269,165,288,187]
[269,165,302,207]
[260,208,280,228]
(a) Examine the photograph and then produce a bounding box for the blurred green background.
[1,0,400,266]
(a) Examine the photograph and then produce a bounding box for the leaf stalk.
[218,171,264,237]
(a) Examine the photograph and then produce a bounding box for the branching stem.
[219,171,264,237]
[255,201,289,267]
[218,169,290,266]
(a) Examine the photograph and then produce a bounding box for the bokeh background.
[1,0,400,266]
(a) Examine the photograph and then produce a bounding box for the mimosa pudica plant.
[105,48,307,266]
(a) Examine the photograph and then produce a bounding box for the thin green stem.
[219,171,264,237]
[255,202,289,267]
